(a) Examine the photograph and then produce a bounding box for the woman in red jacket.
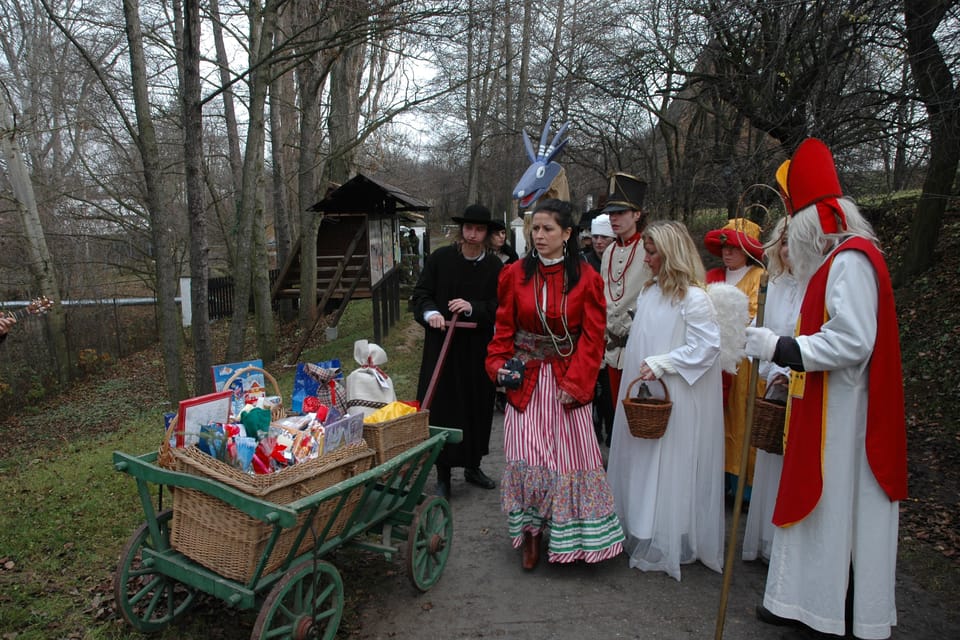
[486,199,624,570]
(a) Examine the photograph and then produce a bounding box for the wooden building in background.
[271,173,429,343]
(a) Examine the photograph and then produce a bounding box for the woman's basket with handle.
[223,365,286,421]
[622,377,672,439]
[751,397,786,455]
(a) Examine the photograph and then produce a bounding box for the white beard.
[789,240,827,285]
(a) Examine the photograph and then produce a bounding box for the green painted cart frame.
[112,426,461,639]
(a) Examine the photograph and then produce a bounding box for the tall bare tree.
[0,87,70,383]
[177,0,213,393]
[224,0,279,362]
[118,0,188,401]
[901,0,959,280]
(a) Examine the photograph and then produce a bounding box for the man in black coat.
[412,204,503,498]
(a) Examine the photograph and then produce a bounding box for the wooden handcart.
[112,425,461,639]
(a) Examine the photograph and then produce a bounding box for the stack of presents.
[159,340,429,581]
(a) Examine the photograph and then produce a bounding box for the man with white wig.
[745,139,907,639]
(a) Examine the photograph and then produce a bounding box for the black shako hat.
[451,203,494,226]
[601,172,647,213]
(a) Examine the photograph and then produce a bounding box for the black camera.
[500,357,525,389]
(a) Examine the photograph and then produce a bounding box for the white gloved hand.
[643,354,677,378]
[745,326,779,362]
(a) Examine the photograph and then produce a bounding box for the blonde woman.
[742,217,802,563]
[606,220,725,581]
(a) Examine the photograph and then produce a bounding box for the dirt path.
[344,412,958,639]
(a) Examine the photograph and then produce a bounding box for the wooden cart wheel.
[406,496,453,592]
[251,558,343,640]
[113,509,196,632]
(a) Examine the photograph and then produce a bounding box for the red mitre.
[786,138,847,233]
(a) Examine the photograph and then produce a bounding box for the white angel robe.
[606,284,725,581]
[764,251,899,639]
[742,273,802,562]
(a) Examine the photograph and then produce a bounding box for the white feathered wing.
[705,282,750,374]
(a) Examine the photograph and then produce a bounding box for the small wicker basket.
[621,377,672,439]
[222,365,286,421]
[362,410,430,466]
[751,397,786,455]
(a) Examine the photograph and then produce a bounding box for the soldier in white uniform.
[599,173,651,405]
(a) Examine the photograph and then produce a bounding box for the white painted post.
[179,277,192,327]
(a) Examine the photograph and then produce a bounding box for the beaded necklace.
[606,234,642,302]
[534,264,575,358]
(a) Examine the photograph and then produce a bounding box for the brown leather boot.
[521,531,541,570]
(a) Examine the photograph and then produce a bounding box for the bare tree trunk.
[295,57,325,325]
[269,23,295,270]
[539,0,565,125]
[292,0,338,326]
[269,53,296,321]
[515,0,533,131]
[225,0,278,362]
[208,0,244,272]
[209,0,244,193]
[901,0,960,281]
[180,0,213,393]
[252,170,275,362]
[464,0,498,203]
[326,36,366,184]
[122,0,187,403]
[0,91,71,384]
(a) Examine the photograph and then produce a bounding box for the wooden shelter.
[271,172,429,344]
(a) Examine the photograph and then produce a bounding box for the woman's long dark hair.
[521,198,582,292]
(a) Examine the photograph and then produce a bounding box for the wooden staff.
[715,271,769,639]
[421,311,477,411]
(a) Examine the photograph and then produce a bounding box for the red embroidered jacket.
[485,260,606,411]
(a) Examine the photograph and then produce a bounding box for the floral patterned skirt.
[501,366,624,563]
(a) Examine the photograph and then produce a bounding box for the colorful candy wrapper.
[197,422,226,459]
[235,436,257,473]
[314,404,329,423]
[302,396,321,414]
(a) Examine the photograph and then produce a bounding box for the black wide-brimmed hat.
[451,203,493,225]
[601,173,647,213]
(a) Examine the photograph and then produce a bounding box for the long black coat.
[412,245,502,468]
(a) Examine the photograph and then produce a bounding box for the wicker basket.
[159,417,374,582]
[362,410,430,466]
[223,365,286,421]
[751,397,786,455]
[621,378,672,439]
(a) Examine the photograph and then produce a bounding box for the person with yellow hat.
[703,217,765,504]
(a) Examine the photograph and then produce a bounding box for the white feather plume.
[706,282,750,374]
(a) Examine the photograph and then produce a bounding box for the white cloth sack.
[345,340,396,417]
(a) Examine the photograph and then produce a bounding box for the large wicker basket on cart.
[621,377,672,439]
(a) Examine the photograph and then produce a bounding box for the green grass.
[0,299,426,639]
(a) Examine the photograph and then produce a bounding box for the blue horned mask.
[512,117,570,210]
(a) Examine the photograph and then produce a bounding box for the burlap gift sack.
[345,340,397,417]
